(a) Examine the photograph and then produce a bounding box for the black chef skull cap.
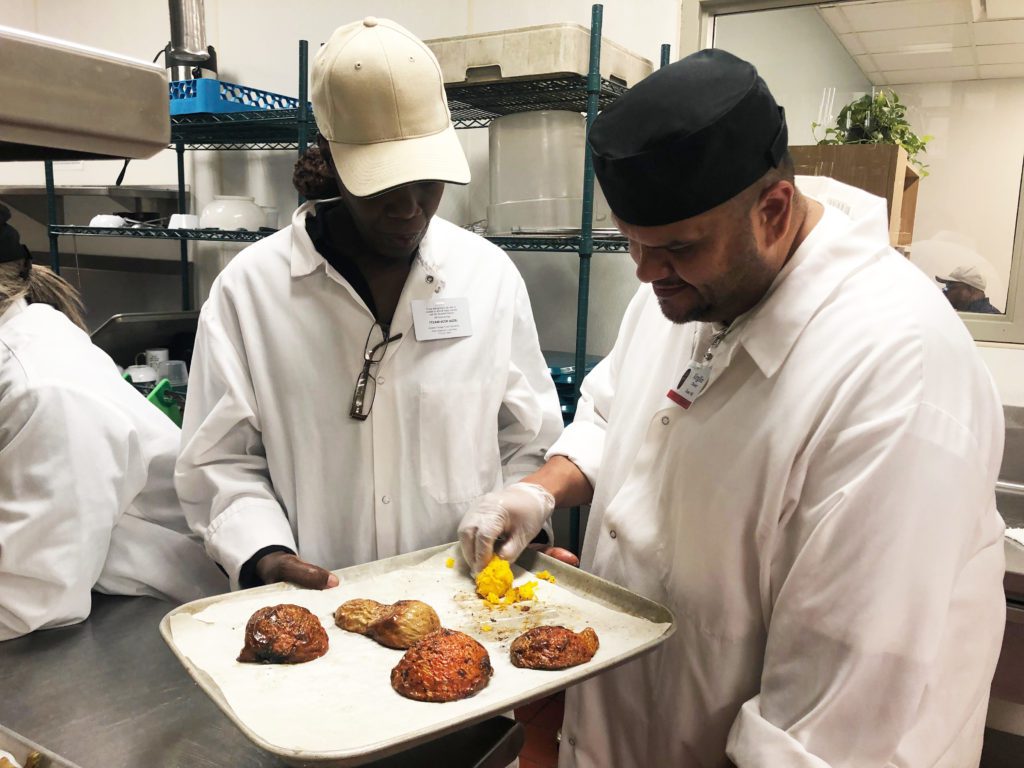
[589,48,788,227]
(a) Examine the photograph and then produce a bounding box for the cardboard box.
[790,144,920,247]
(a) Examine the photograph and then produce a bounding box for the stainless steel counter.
[998,479,1024,598]
[0,594,521,768]
[1007,540,1024,599]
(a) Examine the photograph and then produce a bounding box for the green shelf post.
[661,43,671,68]
[44,160,59,274]
[297,39,310,207]
[568,3,605,555]
[176,142,190,310]
[576,3,603,404]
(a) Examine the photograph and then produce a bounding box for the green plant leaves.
[811,89,931,175]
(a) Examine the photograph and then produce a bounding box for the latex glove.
[256,552,339,590]
[459,482,556,574]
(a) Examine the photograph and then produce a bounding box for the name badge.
[666,362,710,410]
[411,297,473,341]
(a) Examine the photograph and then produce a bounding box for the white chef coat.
[0,299,225,641]
[551,177,1006,768]
[176,203,562,588]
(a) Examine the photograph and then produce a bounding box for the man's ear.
[754,180,795,250]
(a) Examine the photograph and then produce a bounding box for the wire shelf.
[486,234,629,253]
[167,75,627,143]
[170,109,316,150]
[49,225,273,243]
[448,76,628,129]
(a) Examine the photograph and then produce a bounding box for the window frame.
[695,0,1024,345]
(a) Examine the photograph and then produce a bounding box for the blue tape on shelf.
[169,79,303,115]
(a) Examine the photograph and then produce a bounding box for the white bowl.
[168,213,200,229]
[90,214,126,228]
[125,364,157,383]
[199,195,263,231]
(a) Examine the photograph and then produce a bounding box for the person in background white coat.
[176,17,567,592]
[0,206,225,641]
[459,50,1006,767]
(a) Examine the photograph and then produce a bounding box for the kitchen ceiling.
[817,0,1024,84]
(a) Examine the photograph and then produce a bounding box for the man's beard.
[656,225,772,325]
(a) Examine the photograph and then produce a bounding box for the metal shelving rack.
[444,4,666,551]
[41,9,665,552]
[43,42,313,311]
[447,4,628,403]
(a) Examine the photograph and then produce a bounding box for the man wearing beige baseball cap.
[936,265,1000,313]
[177,17,568,591]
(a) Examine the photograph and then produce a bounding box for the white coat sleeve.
[176,294,297,589]
[545,356,612,489]
[496,275,564,485]
[726,401,1006,767]
[0,384,123,640]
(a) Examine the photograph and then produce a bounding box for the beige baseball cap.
[311,17,470,198]
[936,265,986,292]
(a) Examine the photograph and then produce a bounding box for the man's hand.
[255,552,339,589]
[459,482,556,573]
[533,545,580,567]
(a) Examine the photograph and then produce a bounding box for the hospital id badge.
[666,362,710,410]
[411,297,473,341]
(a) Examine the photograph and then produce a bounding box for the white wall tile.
[841,33,866,55]
[976,43,1024,65]
[979,62,1024,78]
[973,18,1024,45]
[872,46,977,70]
[855,52,879,71]
[817,6,853,35]
[858,23,971,54]
[979,346,1024,406]
[887,64,978,82]
[840,0,970,32]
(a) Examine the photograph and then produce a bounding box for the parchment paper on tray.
[161,543,674,766]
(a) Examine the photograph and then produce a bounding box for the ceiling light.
[899,43,955,53]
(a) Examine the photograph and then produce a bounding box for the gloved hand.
[256,551,339,590]
[458,482,556,574]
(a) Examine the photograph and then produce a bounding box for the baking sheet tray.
[160,543,674,767]
[0,725,80,768]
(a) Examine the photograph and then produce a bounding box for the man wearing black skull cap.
[459,50,1005,766]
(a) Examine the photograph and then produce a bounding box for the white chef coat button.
[382,495,391,504]
[568,737,576,746]
[425,275,434,283]
[377,376,385,385]
[609,529,617,539]
[434,286,441,293]
[661,416,670,425]
[363,16,378,27]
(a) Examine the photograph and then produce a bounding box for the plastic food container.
[427,23,652,87]
[487,110,612,234]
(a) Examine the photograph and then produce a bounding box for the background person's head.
[292,145,340,200]
[0,204,85,330]
[937,265,987,311]
[589,49,802,325]
[310,17,470,261]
